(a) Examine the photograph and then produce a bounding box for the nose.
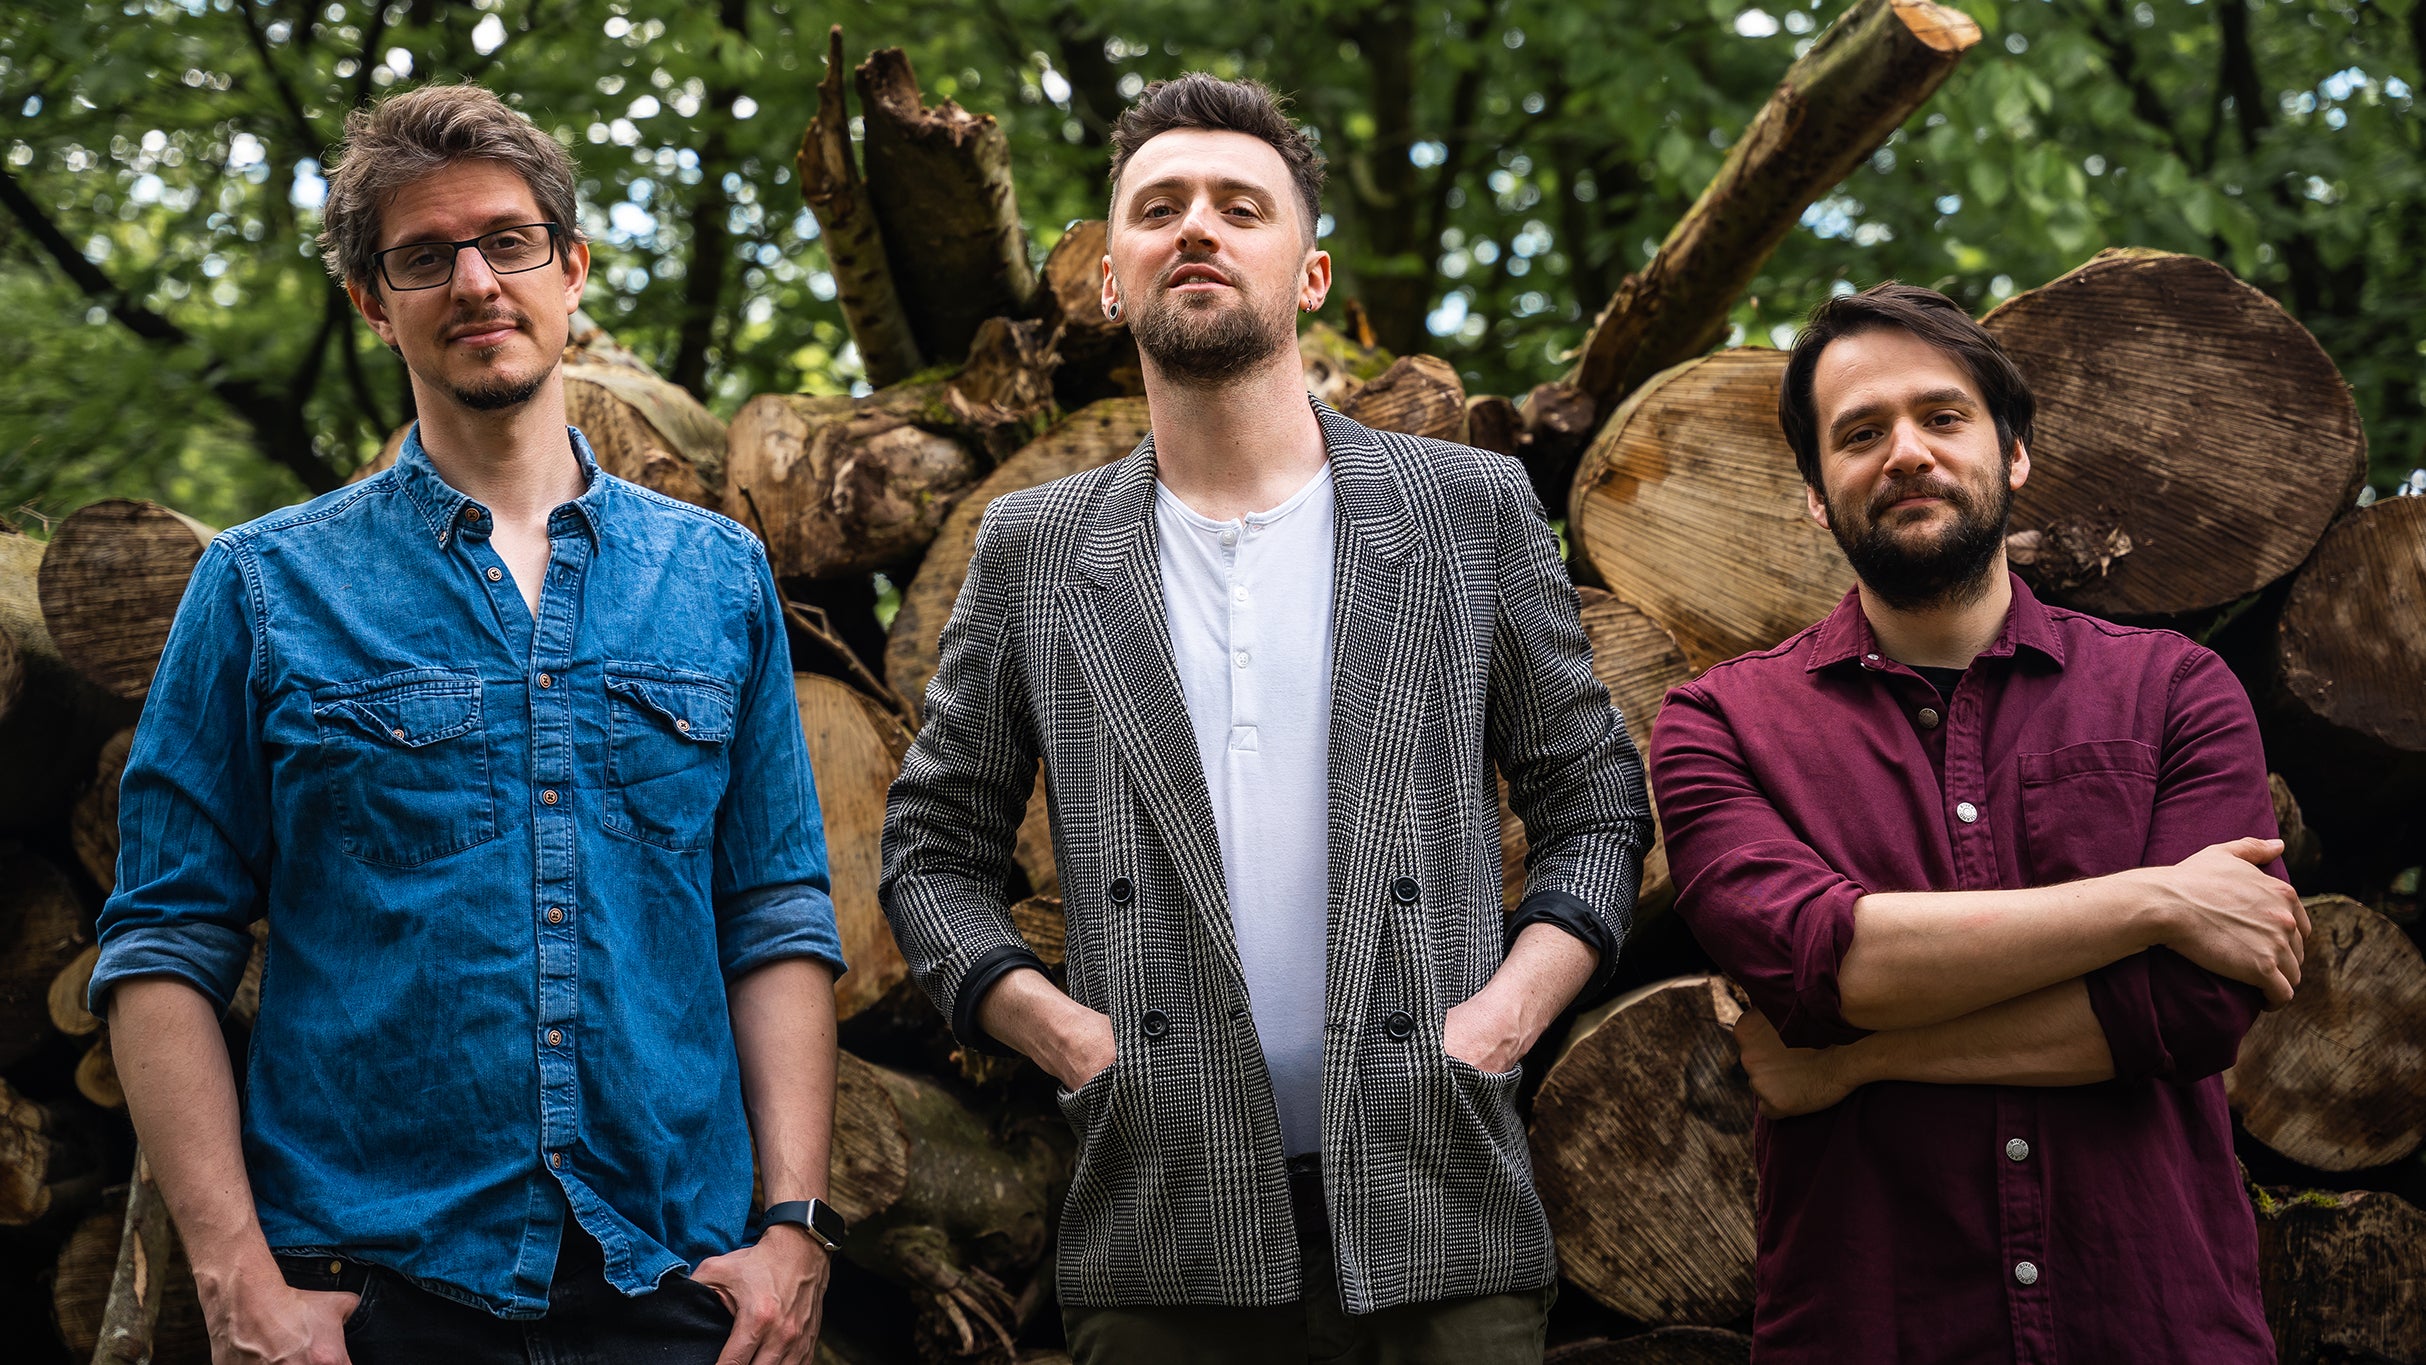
[448,243,505,302]
[1882,417,1936,477]
[1174,194,1223,253]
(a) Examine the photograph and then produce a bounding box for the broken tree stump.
[1031,220,1140,408]
[1530,976,1757,1325]
[799,26,923,388]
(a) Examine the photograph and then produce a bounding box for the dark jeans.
[1062,1156,1555,1365]
[276,1224,733,1365]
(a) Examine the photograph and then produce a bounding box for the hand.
[196,1259,356,1365]
[2144,838,2310,1009]
[1443,992,1532,1075]
[1043,1001,1116,1094]
[693,1226,832,1365]
[1733,1008,1859,1118]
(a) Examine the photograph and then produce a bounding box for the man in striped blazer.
[880,73,1651,1364]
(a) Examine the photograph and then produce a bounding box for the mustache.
[1155,253,1239,291]
[1865,473,1973,519]
[446,308,528,340]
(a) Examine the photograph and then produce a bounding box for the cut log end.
[2274,493,2425,755]
[1892,0,1985,52]
[1337,355,1467,442]
[36,500,216,700]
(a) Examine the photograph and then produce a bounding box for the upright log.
[34,501,213,701]
[1031,221,1140,407]
[1336,354,1467,441]
[797,675,914,1021]
[886,398,1154,722]
[856,47,1038,368]
[798,26,924,388]
[2225,896,2426,1171]
[1534,0,1981,494]
[2252,1187,2426,1365]
[1,845,90,1069]
[1983,250,2366,616]
[1530,976,1757,1325]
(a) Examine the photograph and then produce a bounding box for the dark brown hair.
[317,83,586,294]
[1107,74,1325,242]
[1778,282,2036,490]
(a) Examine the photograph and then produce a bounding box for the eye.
[1141,203,1175,220]
[1928,410,1963,427]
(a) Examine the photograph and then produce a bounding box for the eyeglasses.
[374,222,562,292]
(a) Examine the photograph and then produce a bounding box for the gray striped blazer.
[879,399,1652,1313]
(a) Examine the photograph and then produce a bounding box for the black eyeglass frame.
[373,222,566,292]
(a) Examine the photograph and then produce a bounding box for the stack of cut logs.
[5,3,2422,1362]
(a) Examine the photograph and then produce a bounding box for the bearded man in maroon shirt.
[1646,282,2308,1364]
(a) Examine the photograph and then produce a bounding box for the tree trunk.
[0,529,140,836]
[33,500,213,701]
[1569,348,1847,672]
[855,47,1038,368]
[2225,896,2426,1171]
[797,674,914,1022]
[1529,976,1757,1325]
[1545,1328,1753,1365]
[1533,0,1981,495]
[53,1169,208,1365]
[830,1051,1060,1364]
[1031,221,1140,408]
[1,845,91,1070]
[2252,1186,2426,1365]
[1336,354,1467,441]
[71,727,134,894]
[800,26,924,388]
[885,398,1153,723]
[1983,250,2367,617]
[2,1073,105,1227]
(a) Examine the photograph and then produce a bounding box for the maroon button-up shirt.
[1648,577,2276,1365]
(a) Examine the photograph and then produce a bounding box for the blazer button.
[1384,1009,1415,1040]
[1391,876,1421,905]
[1141,1009,1169,1039]
[1108,876,1135,904]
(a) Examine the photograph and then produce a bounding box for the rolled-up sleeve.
[711,548,845,982]
[1649,683,1872,1049]
[90,541,268,1015]
[2084,648,2273,1081]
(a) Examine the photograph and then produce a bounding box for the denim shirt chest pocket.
[310,668,498,867]
[603,661,735,851]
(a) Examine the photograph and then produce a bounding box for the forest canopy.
[2,0,2422,528]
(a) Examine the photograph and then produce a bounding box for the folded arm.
[1736,979,2116,1117]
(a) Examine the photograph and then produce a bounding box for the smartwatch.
[762,1199,846,1253]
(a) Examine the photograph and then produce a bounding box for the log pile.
[9,8,2423,1364]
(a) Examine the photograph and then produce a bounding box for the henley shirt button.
[2014,1261,2040,1286]
[1384,1009,1415,1040]
[547,906,564,924]
[1391,876,1422,905]
[486,567,503,582]
[1917,707,1941,729]
[547,1028,563,1047]
[1955,801,1979,823]
[2006,1137,2031,1162]
[1235,650,1251,668]
[1219,528,1237,547]
[1107,876,1134,904]
[542,789,559,806]
[538,672,554,689]
[1141,1009,1170,1039]
[1234,587,1249,603]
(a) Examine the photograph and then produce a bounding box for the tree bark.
[797,675,915,1022]
[0,528,140,836]
[1530,975,1757,1325]
[86,1147,187,1364]
[1569,348,1848,672]
[2225,896,2426,1172]
[1983,250,2367,617]
[3,1073,104,1227]
[727,391,982,582]
[1537,0,1981,495]
[2267,773,2323,884]
[799,26,923,388]
[885,398,1153,724]
[1463,395,1522,459]
[1,845,91,1070]
[36,502,215,701]
[1030,221,1140,408]
[1336,354,1467,441]
[2252,1186,2426,1365]
[1299,321,1394,412]
[71,727,135,894]
[856,47,1039,368]
[2267,492,2424,757]
[1545,1329,1753,1365]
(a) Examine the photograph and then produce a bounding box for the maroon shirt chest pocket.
[2018,738,2160,882]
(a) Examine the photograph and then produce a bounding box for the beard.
[432,307,546,412]
[1825,458,2013,612]
[1126,255,1295,385]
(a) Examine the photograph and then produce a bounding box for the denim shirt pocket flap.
[605,668,734,745]
[312,675,482,748]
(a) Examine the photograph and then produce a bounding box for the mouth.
[1165,263,1233,292]
[447,320,523,348]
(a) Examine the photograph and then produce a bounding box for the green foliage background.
[3,0,2422,531]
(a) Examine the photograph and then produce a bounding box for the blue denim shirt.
[90,426,844,1317]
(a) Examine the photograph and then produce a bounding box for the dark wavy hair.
[1778,282,2036,491]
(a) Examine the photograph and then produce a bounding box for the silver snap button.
[486,567,503,582]
[1917,707,1941,729]
[1955,801,1979,824]
[2006,1137,2030,1162]
[2014,1261,2039,1286]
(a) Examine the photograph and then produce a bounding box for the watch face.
[809,1200,847,1248]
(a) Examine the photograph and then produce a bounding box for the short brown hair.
[1778,282,2036,490]
[317,83,586,293]
[1108,74,1325,243]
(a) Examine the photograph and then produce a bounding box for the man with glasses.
[94,83,845,1365]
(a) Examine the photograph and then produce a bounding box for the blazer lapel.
[1058,445,1248,997]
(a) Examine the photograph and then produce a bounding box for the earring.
[1106,299,1123,321]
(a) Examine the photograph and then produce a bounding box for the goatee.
[1827,465,2012,612]
[1127,261,1294,385]
[448,370,548,412]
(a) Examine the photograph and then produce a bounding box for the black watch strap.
[762,1199,845,1253]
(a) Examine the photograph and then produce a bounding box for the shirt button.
[676,718,692,733]
[1235,650,1251,668]
[1955,801,1979,823]
[2006,1137,2031,1162]
[1917,707,1941,729]
[547,906,565,924]
[547,1028,563,1047]
[486,566,503,582]
[1219,528,1237,546]
[550,1152,563,1169]
[390,727,408,741]
[1234,587,1249,603]
[460,508,480,524]
[537,673,553,689]
[2014,1261,2040,1286]
[542,789,559,805]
